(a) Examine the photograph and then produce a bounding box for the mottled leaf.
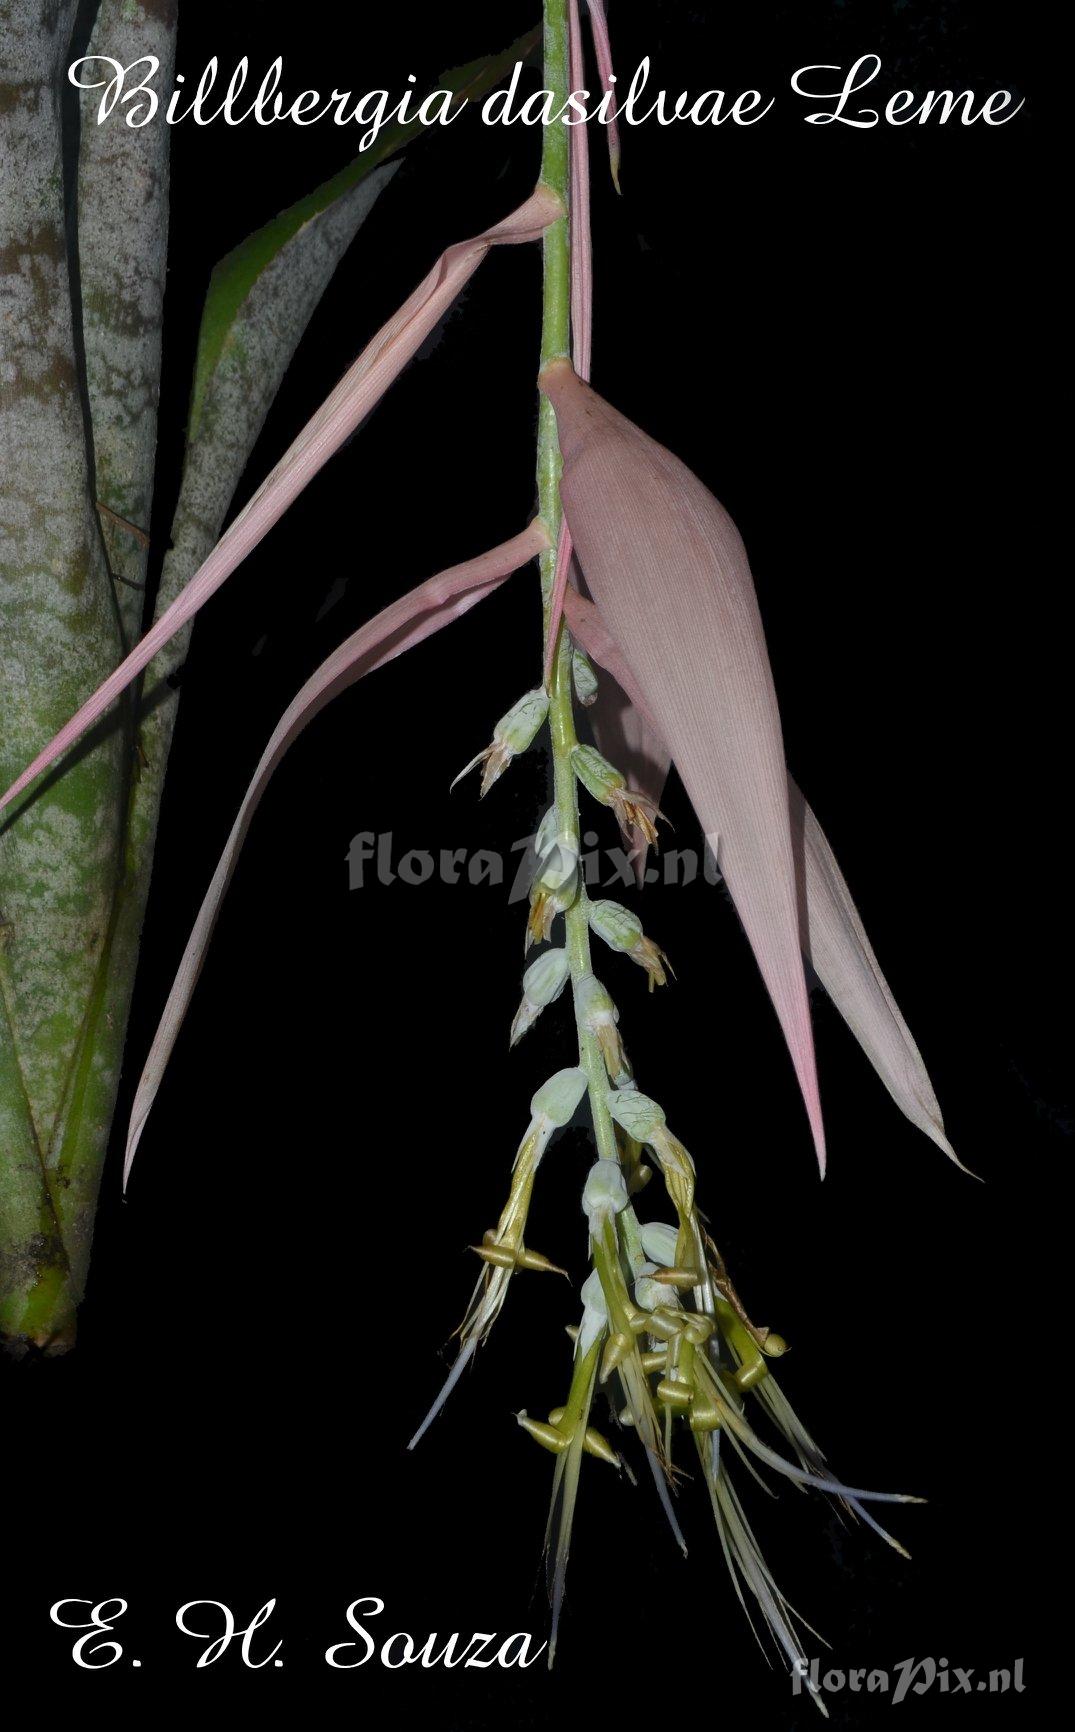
[78,0,177,641]
[0,0,124,1339]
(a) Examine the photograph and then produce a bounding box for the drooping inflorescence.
[415,700,920,1701]
[0,0,960,1704]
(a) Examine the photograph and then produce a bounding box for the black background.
[2,3,1059,1727]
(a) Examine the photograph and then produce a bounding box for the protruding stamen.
[588,899,670,990]
[571,744,666,850]
[575,974,628,1083]
[632,934,672,992]
[610,785,664,849]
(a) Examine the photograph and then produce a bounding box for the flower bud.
[497,688,549,753]
[588,899,670,991]
[527,811,580,945]
[510,948,570,1044]
[639,1221,679,1268]
[524,947,571,1006]
[582,1158,629,1225]
[571,749,663,847]
[531,1065,588,1128]
[588,898,643,953]
[533,807,579,890]
[606,1086,666,1144]
[579,1267,608,1317]
[572,646,599,707]
[577,1266,610,1356]
[633,1262,668,1313]
[572,743,625,804]
[453,689,549,796]
[575,973,629,1083]
[534,805,557,855]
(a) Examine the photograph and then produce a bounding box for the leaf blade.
[189,26,542,438]
[545,362,825,1170]
[0,185,559,823]
[121,521,548,1183]
[788,782,970,1174]
[562,587,963,1170]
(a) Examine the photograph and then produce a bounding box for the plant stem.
[537,0,570,613]
[537,0,619,1169]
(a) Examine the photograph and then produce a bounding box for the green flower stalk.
[409,0,927,1690]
